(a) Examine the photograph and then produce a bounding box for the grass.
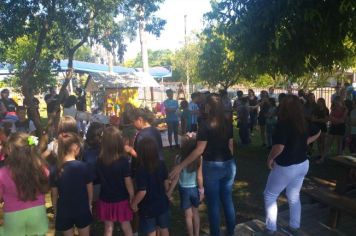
[0,125,344,236]
[88,127,344,235]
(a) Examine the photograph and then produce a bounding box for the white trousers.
[264,160,309,231]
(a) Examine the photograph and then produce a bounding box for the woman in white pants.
[264,95,320,234]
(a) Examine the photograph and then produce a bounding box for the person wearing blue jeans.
[203,159,236,236]
[169,93,236,236]
[164,89,179,148]
[263,95,320,235]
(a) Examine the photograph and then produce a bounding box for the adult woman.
[170,93,236,236]
[248,89,258,133]
[263,95,320,234]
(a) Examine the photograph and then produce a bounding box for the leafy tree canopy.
[205,0,356,77]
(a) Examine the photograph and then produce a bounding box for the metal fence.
[236,87,336,109]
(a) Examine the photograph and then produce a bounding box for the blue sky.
[124,0,211,60]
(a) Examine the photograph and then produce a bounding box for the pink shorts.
[96,199,133,223]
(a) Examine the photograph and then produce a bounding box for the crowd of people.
[0,83,354,236]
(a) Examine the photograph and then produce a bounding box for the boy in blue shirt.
[164,89,179,148]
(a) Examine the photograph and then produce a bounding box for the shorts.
[139,210,170,234]
[179,186,200,210]
[2,205,48,236]
[97,199,133,223]
[55,212,92,231]
[314,122,327,133]
[329,123,346,136]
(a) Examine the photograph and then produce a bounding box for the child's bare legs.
[78,226,90,236]
[104,221,114,236]
[159,228,169,236]
[121,221,133,236]
[63,228,75,236]
[147,231,157,236]
[192,207,200,236]
[184,208,194,236]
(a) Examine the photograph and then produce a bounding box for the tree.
[120,0,166,72]
[197,28,241,89]
[124,49,173,68]
[74,44,96,63]
[0,0,134,132]
[172,41,201,83]
[206,0,356,78]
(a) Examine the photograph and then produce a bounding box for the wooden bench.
[302,178,356,228]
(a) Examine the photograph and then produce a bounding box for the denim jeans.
[239,122,250,145]
[264,160,309,231]
[203,159,236,236]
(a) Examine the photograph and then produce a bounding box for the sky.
[124,0,212,60]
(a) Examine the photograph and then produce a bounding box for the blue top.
[188,102,199,125]
[50,160,92,217]
[96,156,131,202]
[135,161,169,218]
[164,99,179,122]
[176,155,197,188]
[134,127,163,160]
[82,147,100,185]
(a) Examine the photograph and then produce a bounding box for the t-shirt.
[188,102,199,125]
[44,94,60,114]
[197,119,233,162]
[163,99,179,122]
[0,167,46,212]
[50,160,92,217]
[176,156,197,188]
[14,119,36,133]
[82,147,100,184]
[0,98,17,112]
[273,121,320,166]
[135,161,169,218]
[96,157,131,202]
[134,127,163,160]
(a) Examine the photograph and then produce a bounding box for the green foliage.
[3,35,58,93]
[74,45,96,62]
[197,28,240,89]
[172,40,201,83]
[203,0,356,87]
[124,49,173,68]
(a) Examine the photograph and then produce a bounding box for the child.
[328,96,347,155]
[50,132,93,236]
[0,132,49,235]
[82,122,104,201]
[167,133,203,236]
[96,126,134,236]
[126,108,163,161]
[312,98,330,162]
[164,89,179,148]
[13,106,37,134]
[266,98,277,149]
[180,100,191,135]
[131,137,170,236]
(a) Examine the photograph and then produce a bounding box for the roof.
[59,60,135,74]
[0,60,173,78]
[85,71,160,92]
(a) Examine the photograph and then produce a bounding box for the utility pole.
[184,14,190,98]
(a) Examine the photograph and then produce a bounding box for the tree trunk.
[138,6,153,102]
